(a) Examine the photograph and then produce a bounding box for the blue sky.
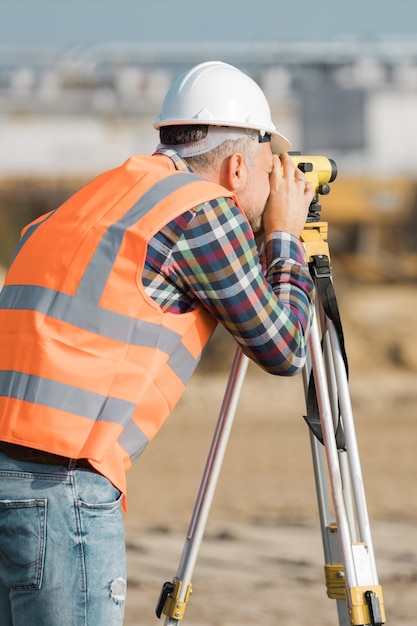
[1,0,417,49]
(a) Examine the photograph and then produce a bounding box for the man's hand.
[262,152,314,239]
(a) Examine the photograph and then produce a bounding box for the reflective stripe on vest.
[0,284,198,384]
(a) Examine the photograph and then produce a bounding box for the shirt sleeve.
[166,197,315,376]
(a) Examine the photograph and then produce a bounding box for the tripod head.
[290,153,337,222]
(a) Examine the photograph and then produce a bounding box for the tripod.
[156,219,386,626]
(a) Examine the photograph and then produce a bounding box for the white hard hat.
[154,61,291,154]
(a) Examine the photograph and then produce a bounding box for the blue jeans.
[0,451,126,625]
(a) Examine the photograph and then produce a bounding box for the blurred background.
[1,0,417,278]
[1,2,417,624]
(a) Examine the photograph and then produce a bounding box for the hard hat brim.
[154,118,291,155]
[271,132,291,155]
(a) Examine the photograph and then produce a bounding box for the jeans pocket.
[75,471,122,511]
[0,498,47,590]
[77,491,123,512]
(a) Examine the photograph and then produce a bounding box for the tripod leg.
[306,310,385,625]
[328,321,378,579]
[156,347,249,624]
[305,315,357,625]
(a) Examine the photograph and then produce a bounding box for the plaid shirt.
[143,148,315,375]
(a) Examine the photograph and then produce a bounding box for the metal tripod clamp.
[350,586,385,626]
[156,578,192,621]
[324,565,385,624]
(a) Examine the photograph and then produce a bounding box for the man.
[0,61,314,625]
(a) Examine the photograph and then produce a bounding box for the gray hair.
[186,136,259,176]
[159,124,260,176]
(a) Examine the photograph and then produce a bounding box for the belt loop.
[68,459,77,470]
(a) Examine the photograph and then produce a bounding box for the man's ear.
[222,153,246,191]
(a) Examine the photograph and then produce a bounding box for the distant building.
[1,39,417,178]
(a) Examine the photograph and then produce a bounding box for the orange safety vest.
[0,154,240,498]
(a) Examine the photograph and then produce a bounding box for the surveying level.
[290,152,338,222]
[156,156,386,625]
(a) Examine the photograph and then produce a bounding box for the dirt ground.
[0,266,416,625]
[122,279,417,626]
